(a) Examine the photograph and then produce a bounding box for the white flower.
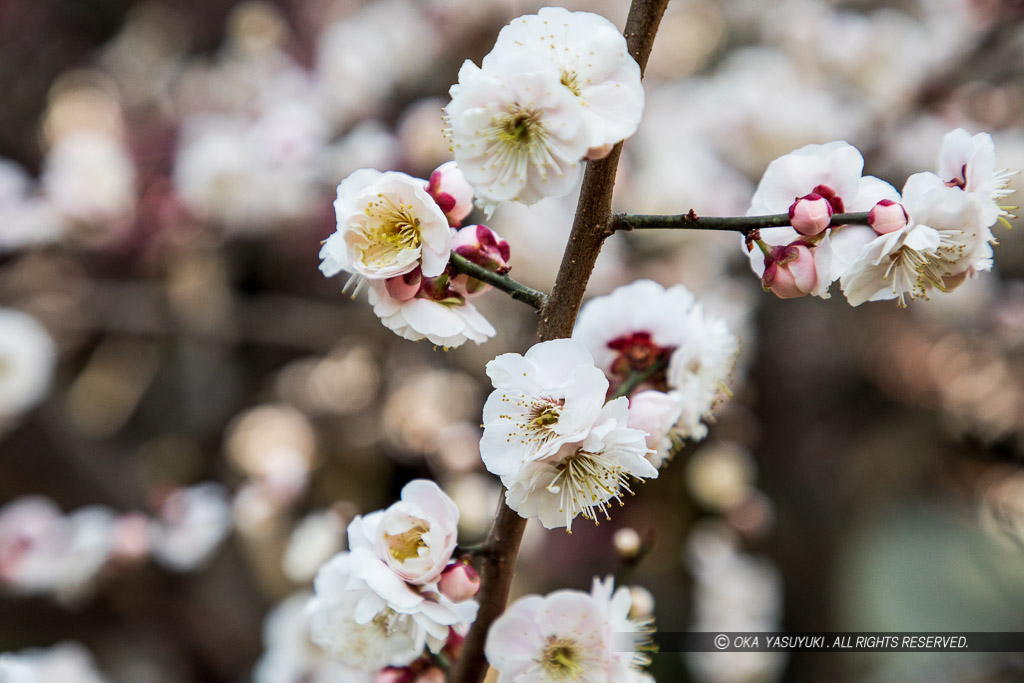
[41,130,136,224]
[0,642,108,683]
[445,59,588,214]
[367,280,496,348]
[479,339,608,478]
[572,281,737,441]
[0,308,57,419]
[254,592,372,683]
[484,589,609,682]
[347,479,459,585]
[503,398,657,531]
[485,7,644,151]
[841,173,990,306]
[0,497,116,605]
[307,556,424,671]
[320,169,452,281]
[590,577,654,679]
[283,510,345,584]
[150,483,232,572]
[937,128,1016,227]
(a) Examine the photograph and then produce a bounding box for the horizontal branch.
[448,252,548,310]
[612,210,873,235]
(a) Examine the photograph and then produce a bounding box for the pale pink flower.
[426,161,474,227]
[150,483,232,572]
[626,390,685,468]
[348,479,459,585]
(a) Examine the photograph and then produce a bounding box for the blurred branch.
[612,211,873,235]
[448,253,548,310]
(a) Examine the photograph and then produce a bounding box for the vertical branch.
[449,1,671,681]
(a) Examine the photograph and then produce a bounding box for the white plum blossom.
[149,483,232,572]
[0,308,57,420]
[937,128,1017,226]
[0,497,116,605]
[841,172,992,306]
[254,591,373,683]
[0,642,108,683]
[282,509,346,584]
[367,280,496,348]
[484,7,644,153]
[503,398,657,531]
[479,339,608,478]
[484,589,608,682]
[572,280,737,441]
[348,479,459,585]
[626,390,685,468]
[485,576,653,682]
[320,169,452,283]
[445,59,588,214]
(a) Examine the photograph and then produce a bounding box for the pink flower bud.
[762,244,817,298]
[583,143,614,161]
[427,161,474,227]
[867,199,908,235]
[438,561,480,602]
[452,224,511,274]
[788,193,833,236]
[385,270,423,301]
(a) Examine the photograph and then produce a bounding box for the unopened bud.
[762,244,817,299]
[613,527,643,560]
[452,224,511,274]
[788,193,833,236]
[438,561,481,602]
[385,269,423,301]
[427,161,474,227]
[867,199,908,235]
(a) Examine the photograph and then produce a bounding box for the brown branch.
[448,1,671,681]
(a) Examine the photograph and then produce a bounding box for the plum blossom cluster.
[747,129,1017,306]
[0,641,108,683]
[305,480,479,676]
[445,7,645,214]
[319,162,509,348]
[485,576,654,682]
[0,485,230,606]
[479,339,658,531]
[574,280,740,460]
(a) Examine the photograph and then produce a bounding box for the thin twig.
[612,210,873,235]
[448,253,548,309]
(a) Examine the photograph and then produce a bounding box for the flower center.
[884,244,945,307]
[530,404,561,429]
[498,108,542,145]
[546,448,634,532]
[539,637,584,680]
[607,332,673,389]
[560,69,582,97]
[358,194,422,267]
[384,517,430,562]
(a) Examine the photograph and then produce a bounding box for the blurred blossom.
[254,591,373,683]
[382,368,479,457]
[978,467,1024,552]
[41,71,125,147]
[41,130,137,229]
[0,160,65,253]
[232,481,287,539]
[685,522,786,683]
[685,442,757,513]
[150,483,232,572]
[0,497,116,606]
[0,641,108,683]
[397,98,452,174]
[275,344,381,416]
[283,509,346,584]
[443,474,501,542]
[323,120,402,185]
[225,404,317,498]
[430,421,483,474]
[0,308,57,424]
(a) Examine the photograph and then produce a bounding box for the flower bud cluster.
[747,129,1016,306]
[306,479,479,674]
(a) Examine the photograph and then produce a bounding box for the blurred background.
[2,0,1024,681]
